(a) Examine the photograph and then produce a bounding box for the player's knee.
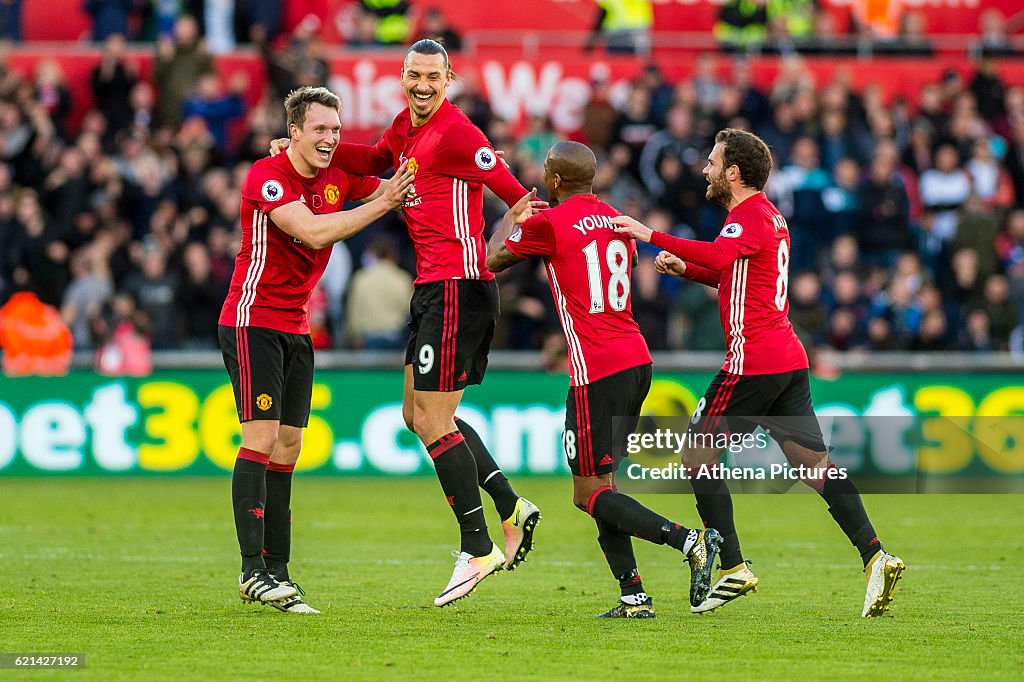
[402,406,415,433]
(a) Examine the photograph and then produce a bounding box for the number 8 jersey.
[650,192,808,376]
[505,193,651,387]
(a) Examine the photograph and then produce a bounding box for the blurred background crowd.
[0,1,1023,376]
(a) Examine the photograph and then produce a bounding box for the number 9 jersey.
[505,193,651,387]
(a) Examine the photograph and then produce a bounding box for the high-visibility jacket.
[599,0,654,32]
[0,291,73,376]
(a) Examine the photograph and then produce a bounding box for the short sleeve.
[242,163,301,214]
[505,212,555,258]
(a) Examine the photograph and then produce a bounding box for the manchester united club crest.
[256,393,273,411]
[324,184,340,205]
[406,157,419,174]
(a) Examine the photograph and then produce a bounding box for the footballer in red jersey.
[274,41,541,606]
[487,141,722,618]
[222,86,414,613]
[613,128,904,618]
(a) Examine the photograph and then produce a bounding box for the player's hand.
[495,149,510,170]
[611,215,654,243]
[506,188,538,225]
[269,138,290,157]
[654,250,686,277]
[382,159,415,208]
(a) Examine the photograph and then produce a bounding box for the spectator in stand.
[788,271,827,343]
[91,34,137,146]
[0,0,22,42]
[358,0,411,46]
[714,0,768,49]
[418,7,461,51]
[515,112,562,168]
[638,104,702,199]
[821,157,860,239]
[951,194,1001,281]
[177,241,225,349]
[730,57,771,127]
[851,0,903,42]
[959,308,993,351]
[264,15,329,102]
[584,0,653,55]
[612,85,657,183]
[182,72,247,157]
[32,60,71,140]
[84,0,137,42]
[919,143,971,247]
[996,209,1024,279]
[345,238,413,350]
[975,8,1015,58]
[122,242,178,349]
[856,149,911,269]
[770,135,829,270]
[152,15,215,128]
[92,291,151,376]
[204,0,235,53]
[983,274,1018,349]
[235,0,282,44]
[1004,118,1024,209]
[581,76,618,153]
[766,0,815,45]
[61,244,113,350]
[970,57,1006,124]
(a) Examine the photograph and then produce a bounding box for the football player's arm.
[484,163,531,209]
[612,215,749,271]
[654,251,719,288]
[486,188,539,273]
[269,162,414,249]
[334,139,393,176]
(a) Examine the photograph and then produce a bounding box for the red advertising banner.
[6,47,1024,142]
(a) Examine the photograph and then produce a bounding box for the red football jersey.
[334,99,527,285]
[219,151,380,334]
[651,193,808,375]
[505,194,652,386]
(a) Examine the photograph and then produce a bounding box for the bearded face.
[705,162,732,207]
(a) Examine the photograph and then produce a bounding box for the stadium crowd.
[0,8,1023,371]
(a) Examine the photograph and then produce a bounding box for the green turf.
[1,478,1021,680]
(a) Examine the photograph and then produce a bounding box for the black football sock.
[595,517,646,601]
[818,474,883,566]
[690,474,743,569]
[232,448,269,578]
[589,487,696,555]
[427,431,491,557]
[455,416,519,519]
[263,462,294,582]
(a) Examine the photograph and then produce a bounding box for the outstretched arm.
[612,215,742,271]
[269,161,415,249]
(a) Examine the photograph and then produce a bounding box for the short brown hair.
[716,128,772,191]
[284,86,341,129]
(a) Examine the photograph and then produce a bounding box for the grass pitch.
[1,477,1021,680]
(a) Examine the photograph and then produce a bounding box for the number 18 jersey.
[505,193,651,386]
